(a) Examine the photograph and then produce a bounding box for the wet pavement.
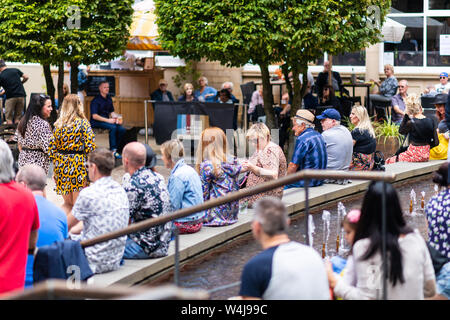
[157,175,436,300]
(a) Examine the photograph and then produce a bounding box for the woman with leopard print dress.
[16,94,53,174]
[49,94,96,216]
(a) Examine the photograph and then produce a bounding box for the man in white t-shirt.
[238,197,330,300]
[435,72,450,94]
[317,108,353,171]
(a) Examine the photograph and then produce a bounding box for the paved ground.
[45,131,171,207]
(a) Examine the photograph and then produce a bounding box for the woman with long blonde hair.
[349,105,377,170]
[386,94,438,163]
[49,94,96,218]
[195,127,241,226]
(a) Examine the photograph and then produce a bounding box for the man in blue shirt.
[285,109,327,189]
[15,164,68,287]
[90,81,126,158]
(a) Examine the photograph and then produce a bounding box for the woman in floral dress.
[195,127,241,226]
[16,94,53,174]
[49,94,96,216]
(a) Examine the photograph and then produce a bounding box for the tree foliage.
[155,0,390,130]
[0,0,134,120]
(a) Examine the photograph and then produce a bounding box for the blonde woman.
[349,106,377,170]
[49,94,96,215]
[386,94,438,164]
[240,122,287,207]
[178,83,197,102]
[195,127,241,226]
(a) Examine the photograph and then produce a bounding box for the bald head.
[16,164,47,191]
[123,142,146,169]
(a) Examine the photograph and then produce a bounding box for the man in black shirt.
[0,60,28,124]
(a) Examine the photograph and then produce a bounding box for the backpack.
[372,150,385,171]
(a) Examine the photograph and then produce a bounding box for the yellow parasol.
[127,0,163,51]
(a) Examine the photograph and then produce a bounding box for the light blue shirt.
[168,159,205,223]
[194,86,217,102]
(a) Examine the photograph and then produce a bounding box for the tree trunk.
[42,64,57,124]
[328,55,333,86]
[259,62,276,129]
[281,63,293,102]
[57,62,64,113]
[70,61,79,94]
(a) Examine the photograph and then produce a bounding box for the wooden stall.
[53,67,164,128]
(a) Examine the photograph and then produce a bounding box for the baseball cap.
[316,108,341,121]
[440,72,448,78]
[294,109,315,124]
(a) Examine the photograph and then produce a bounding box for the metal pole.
[381,181,387,300]
[174,227,180,286]
[304,179,310,246]
[144,100,148,145]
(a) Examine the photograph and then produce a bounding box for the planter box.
[376,136,400,159]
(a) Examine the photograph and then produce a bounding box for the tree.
[0,0,134,122]
[155,0,390,133]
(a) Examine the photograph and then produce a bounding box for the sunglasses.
[39,94,50,99]
[399,86,406,88]
[440,76,447,79]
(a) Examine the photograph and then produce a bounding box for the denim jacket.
[168,159,205,223]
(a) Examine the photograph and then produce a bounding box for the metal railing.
[13,169,396,300]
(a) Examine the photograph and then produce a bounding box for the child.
[330,209,360,285]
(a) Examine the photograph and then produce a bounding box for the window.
[383,0,450,69]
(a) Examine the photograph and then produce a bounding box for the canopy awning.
[381,17,406,43]
[127,0,163,51]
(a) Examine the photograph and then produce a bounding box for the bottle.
[409,199,413,214]
[336,234,340,252]
[322,243,326,259]
[351,68,356,84]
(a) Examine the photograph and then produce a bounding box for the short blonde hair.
[246,122,271,141]
[404,93,422,116]
[183,82,194,93]
[161,139,185,162]
[384,64,394,73]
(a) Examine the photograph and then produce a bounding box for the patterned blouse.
[240,141,287,207]
[200,158,241,226]
[425,188,450,258]
[48,118,96,195]
[123,167,173,258]
[16,116,53,174]
[380,76,398,97]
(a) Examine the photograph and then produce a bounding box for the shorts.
[5,97,25,122]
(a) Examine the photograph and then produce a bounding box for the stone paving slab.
[89,159,446,288]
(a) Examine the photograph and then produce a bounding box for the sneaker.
[114,152,122,159]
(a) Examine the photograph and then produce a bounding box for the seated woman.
[195,127,241,226]
[349,106,376,171]
[161,139,204,234]
[319,85,341,113]
[327,181,436,300]
[370,64,398,104]
[386,94,438,164]
[240,123,287,208]
[178,83,197,102]
[430,93,449,160]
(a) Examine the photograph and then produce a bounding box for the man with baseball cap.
[435,72,450,94]
[285,109,327,189]
[316,108,353,172]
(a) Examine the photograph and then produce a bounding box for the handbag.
[372,151,385,171]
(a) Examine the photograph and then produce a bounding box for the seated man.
[238,197,330,300]
[317,108,353,171]
[215,81,239,104]
[122,142,173,259]
[390,80,408,124]
[285,110,327,189]
[434,72,450,94]
[16,165,68,287]
[68,148,130,274]
[90,81,126,159]
[151,79,174,102]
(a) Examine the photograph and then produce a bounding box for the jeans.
[91,120,126,151]
[123,237,150,259]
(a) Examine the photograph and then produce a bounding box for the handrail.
[1,280,209,300]
[80,170,396,248]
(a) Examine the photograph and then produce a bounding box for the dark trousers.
[91,120,126,151]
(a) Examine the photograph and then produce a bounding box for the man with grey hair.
[218,81,239,104]
[0,139,40,294]
[391,79,409,124]
[16,164,68,287]
[238,197,330,300]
